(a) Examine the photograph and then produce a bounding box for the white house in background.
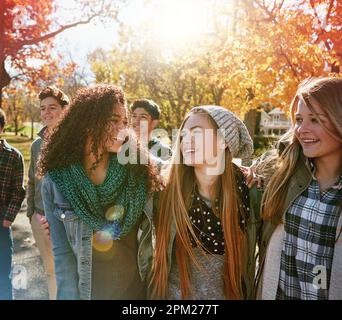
[260,107,291,136]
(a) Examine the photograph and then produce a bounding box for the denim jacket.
[41,175,154,300]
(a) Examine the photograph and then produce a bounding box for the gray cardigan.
[257,214,342,300]
[256,149,342,300]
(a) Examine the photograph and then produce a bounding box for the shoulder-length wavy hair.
[150,109,248,300]
[261,77,342,225]
[38,84,163,192]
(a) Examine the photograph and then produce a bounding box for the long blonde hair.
[261,77,342,224]
[150,110,247,299]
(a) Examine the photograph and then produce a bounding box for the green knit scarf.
[48,154,148,239]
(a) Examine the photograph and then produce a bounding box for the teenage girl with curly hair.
[39,84,163,300]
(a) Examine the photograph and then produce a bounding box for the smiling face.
[40,97,65,129]
[294,99,342,162]
[180,112,225,169]
[131,107,159,137]
[104,104,129,153]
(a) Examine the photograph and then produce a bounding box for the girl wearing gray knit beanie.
[149,105,258,300]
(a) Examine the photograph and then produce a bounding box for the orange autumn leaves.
[89,0,341,129]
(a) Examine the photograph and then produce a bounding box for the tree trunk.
[0,1,10,109]
[241,109,258,166]
[0,60,13,110]
[14,117,18,135]
[243,109,257,141]
[31,117,34,140]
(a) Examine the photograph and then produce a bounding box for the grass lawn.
[1,133,34,185]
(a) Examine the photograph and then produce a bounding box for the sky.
[53,0,121,81]
[53,0,218,82]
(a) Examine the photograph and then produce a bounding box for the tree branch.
[278,0,285,12]
[5,14,100,54]
[311,0,335,52]
[253,0,278,24]
[310,0,322,25]
[326,0,334,22]
[279,46,299,80]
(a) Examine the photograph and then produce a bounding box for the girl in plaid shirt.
[254,77,342,300]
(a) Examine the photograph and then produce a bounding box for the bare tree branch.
[278,0,285,12]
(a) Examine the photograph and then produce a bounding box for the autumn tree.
[0,0,123,108]
[221,0,341,136]
[2,85,26,135]
[89,0,340,136]
[89,29,226,132]
[23,89,40,140]
[91,46,211,131]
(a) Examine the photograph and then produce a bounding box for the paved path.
[11,201,49,300]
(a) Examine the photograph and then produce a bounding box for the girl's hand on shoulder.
[240,166,264,189]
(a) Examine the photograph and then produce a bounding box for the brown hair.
[38,86,70,107]
[150,110,247,299]
[130,99,161,120]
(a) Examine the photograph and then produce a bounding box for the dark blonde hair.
[261,77,342,224]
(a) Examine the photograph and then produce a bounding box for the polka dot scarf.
[188,166,250,254]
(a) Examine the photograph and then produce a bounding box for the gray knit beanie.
[191,105,254,159]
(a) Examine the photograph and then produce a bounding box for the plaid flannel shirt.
[0,139,26,222]
[276,165,342,300]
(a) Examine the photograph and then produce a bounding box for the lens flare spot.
[92,231,113,252]
[105,205,125,222]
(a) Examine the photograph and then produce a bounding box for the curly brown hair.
[38,84,164,192]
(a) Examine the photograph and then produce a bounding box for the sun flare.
[123,0,214,50]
